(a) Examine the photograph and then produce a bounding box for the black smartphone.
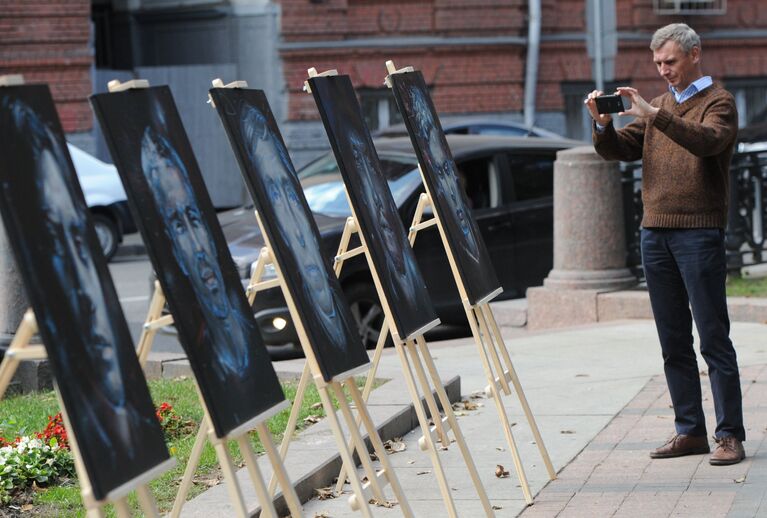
[595,94,625,114]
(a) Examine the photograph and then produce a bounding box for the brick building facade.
[277,0,767,145]
[0,0,93,134]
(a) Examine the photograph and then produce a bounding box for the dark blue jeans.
[641,228,744,441]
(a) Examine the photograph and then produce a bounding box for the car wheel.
[92,213,120,261]
[344,281,390,349]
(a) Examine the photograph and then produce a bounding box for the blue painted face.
[240,106,346,350]
[141,127,229,320]
[408,87,480,264]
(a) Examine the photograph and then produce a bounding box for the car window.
[456,156,500,210]
[299,153,420,216]
[506,153,555,202]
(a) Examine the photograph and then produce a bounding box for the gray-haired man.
[585,23,745,465]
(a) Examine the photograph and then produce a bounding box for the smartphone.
[595,94,625,114]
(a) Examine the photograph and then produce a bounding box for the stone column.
[0,225,27,350]
[527,146,637,329]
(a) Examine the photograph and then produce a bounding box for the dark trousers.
[641,228,745,441]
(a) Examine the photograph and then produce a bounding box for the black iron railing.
[621,149,767,278]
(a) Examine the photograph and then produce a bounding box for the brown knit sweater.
[593,83,738,229]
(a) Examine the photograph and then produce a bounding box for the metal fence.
[622,148,767,277]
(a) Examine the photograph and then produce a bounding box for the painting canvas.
[209,88,369,382]
[308,75,440,340]
[0,85,171,501]
[90,87,285,438]
[389,71,502,305]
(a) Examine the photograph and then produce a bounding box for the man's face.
[653,40,700,92]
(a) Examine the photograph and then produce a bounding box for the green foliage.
[0,437,75,504]
[726,274,767,298]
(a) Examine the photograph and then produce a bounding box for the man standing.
[585,23,745,465]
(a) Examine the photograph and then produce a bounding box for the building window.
[726,78,767,127]
[359,89,403,132]
[653,0,726,15]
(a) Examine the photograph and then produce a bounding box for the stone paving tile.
[520,364,767,518]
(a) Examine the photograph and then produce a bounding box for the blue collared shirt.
[670,75,712,104]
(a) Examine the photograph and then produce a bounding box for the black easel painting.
[0,85,170,501]
[308,75,440,340]
[91,87,285,438]
[209,88,369,382]
[389,71,502,305]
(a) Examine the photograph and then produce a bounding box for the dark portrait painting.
[389,71,502,305]
[209,88,369,382]
[90,87,285,438]
[308,75,440,340]
[0,85,171,501]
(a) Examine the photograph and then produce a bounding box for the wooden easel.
[0,310,175,517]
[382,60,558,504]
[205,77,411,516]
[243,210,414,517]
[100,77,306,518]
[272,65,497,517]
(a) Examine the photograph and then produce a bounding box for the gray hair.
[650,23,701,53]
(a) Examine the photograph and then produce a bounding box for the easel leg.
[268,361,311,497]
[329,383,386,503]
[402,338,449,447]
[0,309,37,399]
[480,304,557,480]
[213,434,249,518]
[171,417,210,518]
[114,499,132,518]
[137,484,161,517]
[393,340,458,518]
[474,307,511,396]
[256,422,303,518]
[412,337,497,515]
[334,320,390,493]
[136,282,167,368]
[316,383,374,518]
[461,306,534,505]
[237,435,278,518]
[346,382,415,518]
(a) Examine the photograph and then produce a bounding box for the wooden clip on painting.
[208,83,413,518]
[90,83,304,518]
[303,69,497,518]
[384,61,557,504]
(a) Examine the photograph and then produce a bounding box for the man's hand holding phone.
[586,87,659,125]
[584,90,615,126]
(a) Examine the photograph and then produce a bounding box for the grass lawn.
[727,274,767,298]
[0,375,375,516]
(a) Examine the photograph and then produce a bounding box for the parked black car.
[218,134,581,354]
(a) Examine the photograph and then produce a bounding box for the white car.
[67,144,137,260]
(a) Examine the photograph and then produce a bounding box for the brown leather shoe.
[709,436,745,465]
[650,434,710,459]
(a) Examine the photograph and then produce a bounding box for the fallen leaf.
[407,460,415,464]
[315,487,337,500]
[575,373,590,377]
[496,447,505,451]
[492,505,503,510]
[560,430,576,434]
[454,411,468,417]
[462,400,479,411]
[310,402,323,410]
[304,415,322,425]
[470,390,487,399]
[20,504,34,512]
[370,498,396,508]
[495,464,510,478]
[192,476,221,488]
[735,476,747,484]
[313,513,330,518]
[383,437,407,453]
[416,470,431,475]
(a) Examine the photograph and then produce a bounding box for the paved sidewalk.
[170,319,767,517]
[521,365,767,517]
